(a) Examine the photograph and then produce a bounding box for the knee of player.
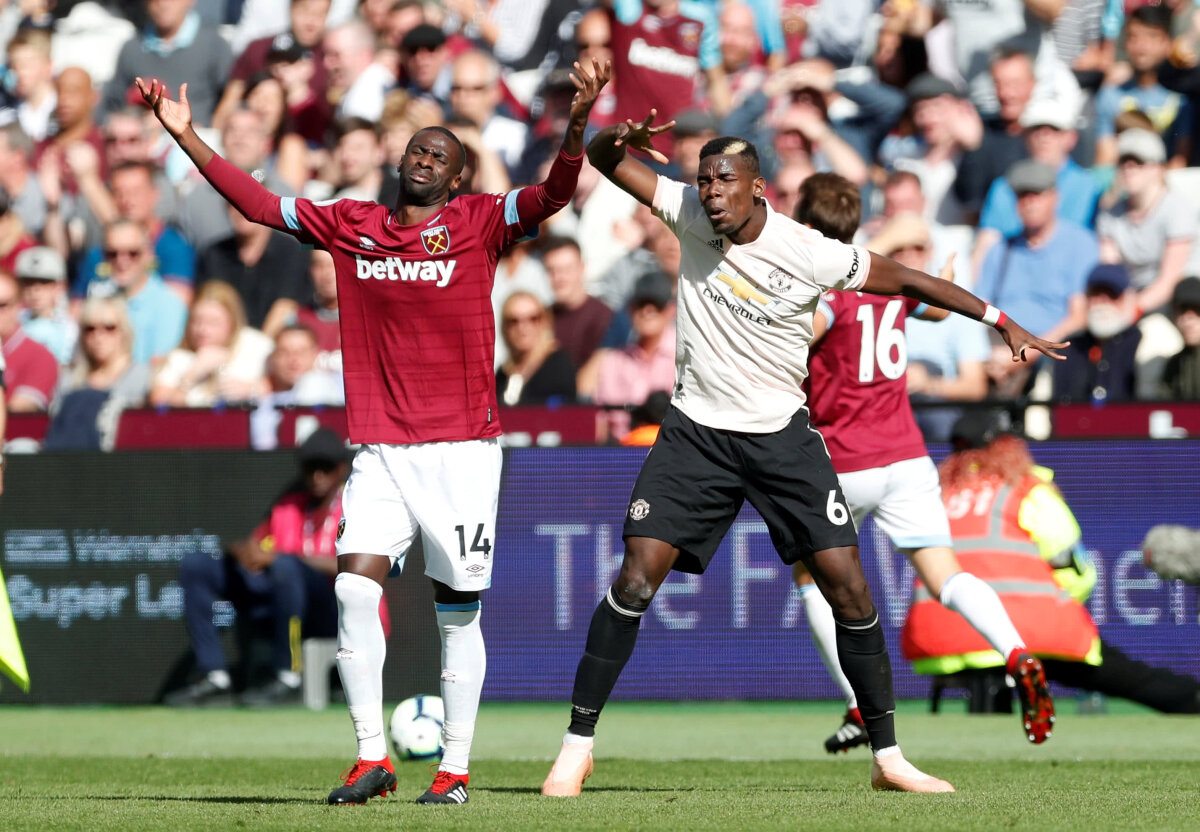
[825,578,873,619]
[611,574,657,610]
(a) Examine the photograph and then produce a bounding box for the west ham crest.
[421,225,451,255]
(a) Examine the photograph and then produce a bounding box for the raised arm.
[510,61,611,229]
[586,111,677,207]
[862,253,1068,363]
[135,78,289,232]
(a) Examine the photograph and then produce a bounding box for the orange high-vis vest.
[901,474,1098,674]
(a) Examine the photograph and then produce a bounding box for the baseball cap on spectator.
[1085,264,1131,296]
[673,110,720,138]
[950,411,1012,451]
[1116,128,1167,165]
[1005,159,1056,194]
[267,32,308,64]
[1172,276,1200,311]
[402,23,446,52]
[297,428,350,468]
[1019,99,1074,131]
[904,73,960,103]
[15,247,66,282]
[629,272,674,309]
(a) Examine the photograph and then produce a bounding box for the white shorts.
[336,439,503,590]
[838,456,952,550]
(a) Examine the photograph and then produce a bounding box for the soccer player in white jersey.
[793,173,1054,754]
[541,115,1067,796]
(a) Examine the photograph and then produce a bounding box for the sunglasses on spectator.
[106,134,143,145]
[84,322,120,333]
[503,312,543,326]
[105,247,144,260]
[452,83,490,93]
[575,41,611,50]
[0,298,16,309]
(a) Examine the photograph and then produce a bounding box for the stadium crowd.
[4,0,1200,447]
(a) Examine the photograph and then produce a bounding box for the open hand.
[613,110,676,165]
[998,319,1069,362]
[135,77,192,138]
[569,59,613,124]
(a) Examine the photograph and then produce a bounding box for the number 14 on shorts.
[454,524,492,560]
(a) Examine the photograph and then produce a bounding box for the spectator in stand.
[0,271,57,411]
[42,296,151,451]
[571,9,619,128]
[772,159,813,220]
[75,162,196,300]
[1161,277,1200,399]
[15,247,76,365]
[179,107,298,253]
[250,324,345,449]
[1050,265,1145,403]
[0,124,45,237]
[398,23,451,112]
[440,0,560,70]
[96,107,179,222]
[325,19,397,122]
[448,50,528,181]
[34,68,109,211]
[593,201,681,316]
[166,429,350,707]
[493,241,552,368]
[213,0,332,130]
[264,34,334,149]
[607,0,729,140]
[4,28,56,142]
[103,0,234,126]
[884,74,983,227]
[151,280,274,407]
[976,160,1098,397]
[495,291,576,406]
[955,47,1039,223]
[974,98,1100,261]
[0,185,37,275]
[198,204,310,331]
[1095,5,1191,168]
[241,74,310,194]
[585,271,676,439]
[664,110,719,187]
[313,117,386,202]
[93,220,188,365]
[446,119,512,195]
[544,236,612,370]
[720,2,769,110]
[1097,129,1199,315]
[265,248,341,372]
[861,171,973,288]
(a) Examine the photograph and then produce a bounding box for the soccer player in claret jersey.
[792,174,1055,754]
[135,61,611,807]
[541,116,1067,797]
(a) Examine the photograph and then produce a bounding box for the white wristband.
[981,304,1002,327]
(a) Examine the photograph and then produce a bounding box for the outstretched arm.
[586,111,677,207]
[136,78,289,232]
[862,254,1068,363]
[510,60,612,230]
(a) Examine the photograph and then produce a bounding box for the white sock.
[798,584,857,709]
[563,732,594,748]
[206,669,231,690]
[277,669,301,689]
[939,572,1024,658]
[874,745,902,759]
[335,573,388,761]
[436,601,486,776]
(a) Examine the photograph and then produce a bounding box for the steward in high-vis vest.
[902,416,1200,713]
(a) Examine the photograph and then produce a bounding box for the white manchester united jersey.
[653,176,870,433]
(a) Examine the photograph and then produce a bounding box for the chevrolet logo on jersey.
[421,225,450,255]
[714,272,774,308]
[355,257,457,286]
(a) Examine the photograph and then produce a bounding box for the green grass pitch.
[1,701,1197,831]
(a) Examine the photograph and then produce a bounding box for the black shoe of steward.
[239,678,302,707]
[162,677,233,707]
[824,708,870,754]
[327,758,397,805]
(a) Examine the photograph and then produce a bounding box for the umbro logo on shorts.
[629,499,650,521]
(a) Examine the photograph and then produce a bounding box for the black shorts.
[623,406,859,574]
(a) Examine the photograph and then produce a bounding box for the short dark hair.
[277,323,319,346]
[1129,4,1172,34]
[884,169,922,192]
[540,235,581,258]
[110,161,159,184]
[794,173,861,244]
[334,116,382,143]
[698,136,761,178]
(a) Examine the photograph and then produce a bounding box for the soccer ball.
[389,695,445,761]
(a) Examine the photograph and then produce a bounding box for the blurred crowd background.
[4,0,1200,450]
